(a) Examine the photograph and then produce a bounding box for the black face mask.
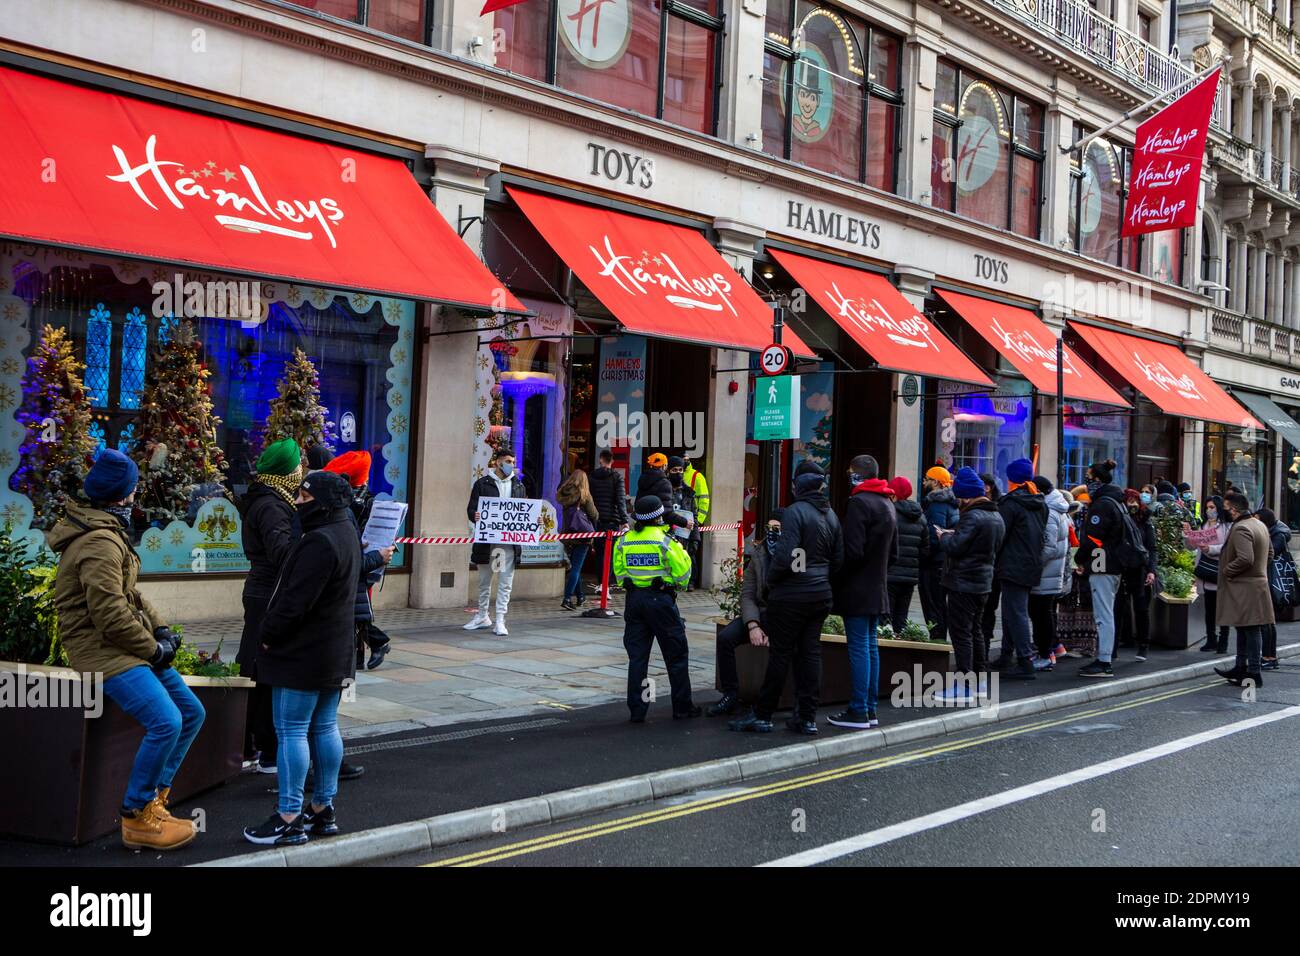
[297,498,328,525]
[103,504,133,529]
[669,473,683,488]
[765,528,780,555]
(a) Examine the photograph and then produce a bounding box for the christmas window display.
[471,297,572,567]
[933,375,1033,491]
[0,242,415,574]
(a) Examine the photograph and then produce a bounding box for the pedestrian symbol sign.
[754,374,800,440]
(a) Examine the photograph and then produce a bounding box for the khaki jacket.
[1216,516,1276,628]
[48,503,163,680]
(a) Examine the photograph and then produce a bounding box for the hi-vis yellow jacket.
[613,525,692,589]
[684,463,710,524]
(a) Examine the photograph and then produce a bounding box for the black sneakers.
[728,711,773,733]
[708,693,740,717]
[785,716,819,736]
[243,812,307,846]
[366,642,391,671]
[673,705,703,719]
[302,804,340,837]
[1079,659,1114,678]
[827,710,872,730]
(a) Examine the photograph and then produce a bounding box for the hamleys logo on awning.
[825,282,939,350]
[1132,352,1204,402]
[989,316,1079,376]
[589,235,736,314]
[105,134,345,247]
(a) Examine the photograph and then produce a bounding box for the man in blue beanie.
[992,457,1047,679]
[49,449,204,851]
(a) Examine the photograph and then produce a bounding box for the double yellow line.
[425,681,1218,867]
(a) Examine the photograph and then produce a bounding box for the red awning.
[937,290,1128,407]
[0,66,521,311]
[508,188,813,356]
[769,250,992,386]
[1068,322,1261,428]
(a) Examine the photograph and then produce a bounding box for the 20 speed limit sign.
[761,343,792,376]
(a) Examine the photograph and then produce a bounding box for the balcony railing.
[1209,308,1298,359]
[1272,157,1286,189]
[997,0,1225,130]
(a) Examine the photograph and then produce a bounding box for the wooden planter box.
[1150,592,1197,649]
[0,661,253,845]
[720,626,953,709]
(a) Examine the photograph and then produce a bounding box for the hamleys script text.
[106,134,345,247]
[1132,352,1203,402]
[1138,126,1199,155]
[590,236,736,313]
[825,282,939,350]
[988,316,1079,376]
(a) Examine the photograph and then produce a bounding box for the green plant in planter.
[709,554,744,623]
[172,632,241,679]
[1167,549,1196,574]
[1161,568,1195,599]
[875,620,894,640]
[898,620,938,643]
[0,524,59,666]
[822,614,845,635]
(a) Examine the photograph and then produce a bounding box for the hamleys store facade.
[0,0,1279,617]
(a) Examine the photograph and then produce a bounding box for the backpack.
[1099,496,1148,572]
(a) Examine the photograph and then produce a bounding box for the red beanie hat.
[324,450,372,488]
[888,476,913,500]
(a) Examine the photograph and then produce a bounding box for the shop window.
[933,376,1034,483]
[762,2,903,192]
[496,0,722,135]
[1205,422,1268,509]
[281,0,428,43]
[1062,400,1129,489]
[2,246,417,575]
[1069,128,1166,275]
[1281,412,1300,531]
[931,63,1043,238]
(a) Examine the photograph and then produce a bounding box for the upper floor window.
[285,1,428,44]
[495,0,723,135]
[931,61,1044,238]
[761,2,903,192]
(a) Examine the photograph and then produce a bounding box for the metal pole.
[1058,57,1228,155]
[1057,336,1066,489]
[764,303,787,522]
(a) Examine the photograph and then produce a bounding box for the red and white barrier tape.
[394,522,741,546]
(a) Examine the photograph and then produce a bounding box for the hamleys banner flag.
[0,66,522,311]
[1122,69,1220,237]
[510,188,815,355]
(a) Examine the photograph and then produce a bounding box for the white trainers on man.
[493,618,509,636]
[464,612,493,630]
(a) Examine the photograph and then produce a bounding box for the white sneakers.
[465,611,508,635]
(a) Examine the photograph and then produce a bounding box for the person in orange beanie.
[324,450,394,673]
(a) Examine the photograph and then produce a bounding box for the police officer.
[613,495,702,723]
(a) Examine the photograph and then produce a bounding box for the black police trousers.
[623,586,693,719]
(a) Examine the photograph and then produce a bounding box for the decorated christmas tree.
[805,413,833,471]
[9,325,97,529]
[131,320,228,523]
[264,347,337,461]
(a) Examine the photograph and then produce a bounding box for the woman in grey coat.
[1030,481,1071,667]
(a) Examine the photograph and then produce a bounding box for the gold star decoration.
[162,554,174,567]
[0,358,17,375]
[190,170,202,178]
[390,391,404,407]
[169,527,185,545]
[390,413,408,434]
[220,169,237,182]
[145,537,162,552]
[199,168,212,177]
[206,160,216,168]
[392,349,407,364]
[0,383,15,410]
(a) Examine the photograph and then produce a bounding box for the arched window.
[119,306,148,410]
[84,302,112,407]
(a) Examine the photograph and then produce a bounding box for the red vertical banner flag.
[480,0,527,13]
[1122,68,1221,237]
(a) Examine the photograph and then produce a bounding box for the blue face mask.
[1140,492,1152,505]
[1182,491,1193,501]
[498,463,515,477]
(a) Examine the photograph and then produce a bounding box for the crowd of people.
[50,440,395,852]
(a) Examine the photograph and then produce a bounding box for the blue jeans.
[564,543,590,601]
[272,687,343,816]
[844,615,880,714]
[102,665,206,811]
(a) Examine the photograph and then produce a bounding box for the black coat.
[996,488,1048,588]
[835,485,898,617]
[888,498,929,585]
[589,466,628,526]
[1075,484,1126,576]
[766,489,844,604]
[940,499,1005,594]
[636,468,673,502]
[236,482,299,678]
[257,505,363,691]
[467,473,529,565]
[922,488,960,564]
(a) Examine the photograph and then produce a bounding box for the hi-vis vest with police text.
[613,525,692,589]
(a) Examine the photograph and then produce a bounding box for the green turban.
[256,438,301,477]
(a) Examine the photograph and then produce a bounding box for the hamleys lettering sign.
[107,134,345,248]
[1132,351,1205,402]
[590,235,737,314]
[825,281,940,351]
[989,316,1079,376]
